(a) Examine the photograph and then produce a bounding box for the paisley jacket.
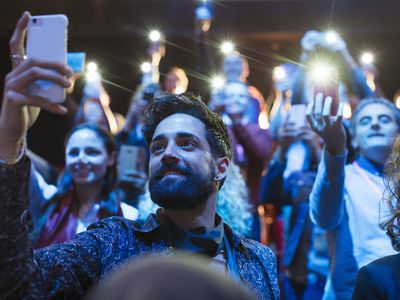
[0,156,279,300]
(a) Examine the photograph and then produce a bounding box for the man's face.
[353,103,399,156]
[222,54,244,82]
[148,114,217,210]
[223,82,249,115]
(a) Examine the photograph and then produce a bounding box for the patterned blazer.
[0,156,279,300]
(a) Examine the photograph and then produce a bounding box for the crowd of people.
[1,8,400,300]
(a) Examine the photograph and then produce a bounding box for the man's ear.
[214,157,230,182]
[108,151,117,167]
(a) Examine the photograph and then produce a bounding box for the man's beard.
[149,162,215,210]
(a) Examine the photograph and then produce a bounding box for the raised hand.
[306,93,346,155]
[0,12,72,161]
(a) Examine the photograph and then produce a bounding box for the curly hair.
[216,162,252,236]
[382,136,400,251]
[142,92,232,159]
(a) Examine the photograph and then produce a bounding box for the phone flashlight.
[221,41,235,55]
[86,62,98,73]
[149,30,161,42]
[273,66,286,81]
[141,62,152,73]
[360,52,374,65]
[211,75,225,89]
[325,31,338,44]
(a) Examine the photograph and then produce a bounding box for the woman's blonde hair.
[382,136,400,251]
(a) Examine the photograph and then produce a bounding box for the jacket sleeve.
[309,149,347,229]
[0,156,105,299]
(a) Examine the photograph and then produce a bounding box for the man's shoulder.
[230,230,276,263]
[88,216,154,235]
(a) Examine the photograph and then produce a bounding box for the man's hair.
[142,92,232,161]
[349,97,400,139]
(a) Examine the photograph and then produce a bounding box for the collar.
[136,209,225,257]
[356,155,384,176]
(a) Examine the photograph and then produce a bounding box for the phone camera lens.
[32,18,37,24]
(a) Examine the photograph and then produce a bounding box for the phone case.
[26,14,68,103]
[118,145,147,179]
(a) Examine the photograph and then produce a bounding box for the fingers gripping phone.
[26,14,68,103]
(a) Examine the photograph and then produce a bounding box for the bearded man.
[0,46,279,300]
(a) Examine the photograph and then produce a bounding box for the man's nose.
[161,144,179,164]
[371,119,381,130]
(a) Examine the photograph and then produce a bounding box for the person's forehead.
[67,129,103,148]
[357,103,395,119]
[153,113,208,141]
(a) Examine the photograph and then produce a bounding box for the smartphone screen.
[287,104,307,129]
[67,52,86,73]
[118,145,148,179]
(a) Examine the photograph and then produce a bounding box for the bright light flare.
[174,85,186,94]
[273,66,286,81]
[221,41,235,55]
[395,96,400,109]
[86,62,98,73]
[360,52,374,65]
[141,62,152,73]
[211,75,225,89]
[325,31,338,44]
[86,71,100,83]
[310,64,336,84]
[343,102,352,119]
[149,30,161,42]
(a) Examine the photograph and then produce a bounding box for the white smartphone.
[26,14,68,103]
[287,104,307,129]
[118,145,147,179]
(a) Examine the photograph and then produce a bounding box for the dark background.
[0,0,399,164]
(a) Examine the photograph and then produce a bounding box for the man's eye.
[359,118,371,126]
[181,141,195,149]
[380,116,391,124]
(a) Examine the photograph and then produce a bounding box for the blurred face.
[148,114,217,210]
[84,100,104,124]
[222,54,244,82]
[164,69,187,94]
[222,82,249,114]
[353,103,399,157]
[66,129,114,186]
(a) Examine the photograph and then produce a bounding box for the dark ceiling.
[1,1,399,105]
[0,0,399,110]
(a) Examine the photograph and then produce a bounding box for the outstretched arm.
[306,93,347,229]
